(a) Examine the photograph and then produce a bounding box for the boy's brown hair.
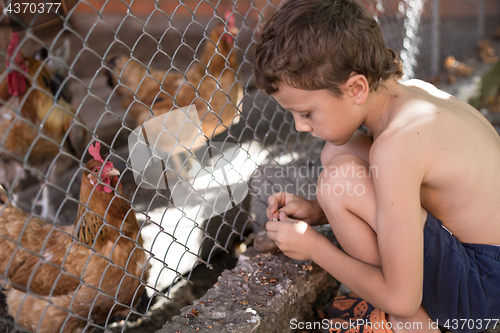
[254,0,403,96]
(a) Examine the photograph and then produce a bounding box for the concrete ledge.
[157,223,500,333]
[159,227,338,333]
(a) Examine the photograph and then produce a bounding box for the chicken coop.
[0,0,499,332]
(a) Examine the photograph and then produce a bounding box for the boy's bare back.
[375,78,500,245]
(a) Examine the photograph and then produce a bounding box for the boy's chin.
[311,132,325,140]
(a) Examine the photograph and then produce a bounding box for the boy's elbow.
[384,293,421,319]
[386,304,420,319]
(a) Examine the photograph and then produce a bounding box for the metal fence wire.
[0,0,498,332]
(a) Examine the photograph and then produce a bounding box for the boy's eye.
[300,113,310,119]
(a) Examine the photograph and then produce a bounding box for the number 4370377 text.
[4,2,61,14]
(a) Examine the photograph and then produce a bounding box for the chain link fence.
[0,0,498,332]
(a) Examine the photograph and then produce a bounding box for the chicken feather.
[105,16,241,138]
[0,142,149,333]
[0,33,88,217]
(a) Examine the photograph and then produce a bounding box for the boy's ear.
[344,74,369,105]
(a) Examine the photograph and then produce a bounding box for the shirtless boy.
[253,0,500,332]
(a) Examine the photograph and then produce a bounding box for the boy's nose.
[294,119,313,133]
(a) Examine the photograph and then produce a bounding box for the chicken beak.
[106,167,120,177]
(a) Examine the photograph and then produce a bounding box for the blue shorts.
[422,213,500,333]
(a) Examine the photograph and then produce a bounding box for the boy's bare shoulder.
[368,83,434,162]
[372,79,498,154]
[369,78,499,176]
[401,79,451,98]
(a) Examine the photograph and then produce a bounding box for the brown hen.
[0,33,87,217]
[106,14,241,139]
[0,142,149,333]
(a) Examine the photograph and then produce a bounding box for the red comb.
[225,11,235,29]
[223,11,236,44]
[89,142,104,163]
[7,33,28,96]
[7,33,20,60]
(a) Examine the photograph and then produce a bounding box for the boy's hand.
[266,192,326,225]
[266,212,323,260]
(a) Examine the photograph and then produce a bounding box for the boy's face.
[272,83,362,145]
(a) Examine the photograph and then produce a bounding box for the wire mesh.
[0,0,498,332]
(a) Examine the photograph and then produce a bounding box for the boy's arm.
[369,135,426,313]
[267,133,427,317]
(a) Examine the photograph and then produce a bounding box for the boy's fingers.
[266,230,278,241]
[268,193,300,218]
[267,216,296,231]
[266,198,278,219]
[279,211,295,222]
[267,208,281,220]
[278,202,298,216]
[266,220,280,231]
[267,191,289,206]
[265,205,275,219]
[267,192,279,205]
[267,192,287,218]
